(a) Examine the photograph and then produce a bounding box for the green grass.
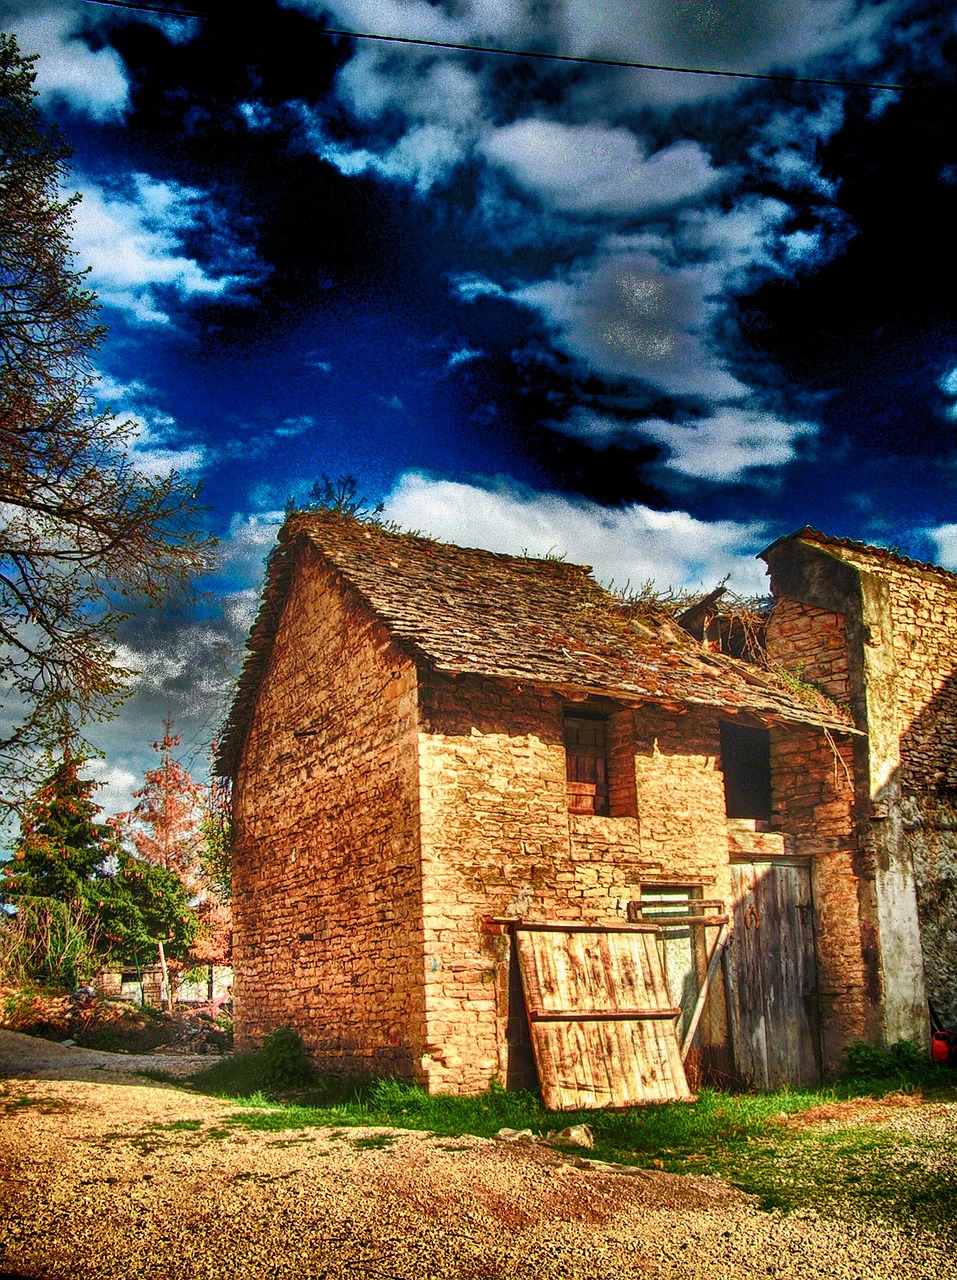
[179,1042,957,1244]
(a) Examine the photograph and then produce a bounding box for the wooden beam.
[680,924,731,1061]
[530,1008,682,1023]
[511,921,661,935]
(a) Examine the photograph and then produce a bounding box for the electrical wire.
[83,0,910,92]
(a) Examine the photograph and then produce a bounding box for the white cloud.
[448,347,483,367]
[70,174,250,324]
[384,471,768,592]
[557,0,891,106]
[514,250,747,399]
[927,524,957,571]
[565,407,816,480]
[93,382,207,479]
[86,759,139,819]
[4,2,129,119]
[316,122,466,193]
[275,415,317,438]
[482,121,721,215]
[940,367,957,421]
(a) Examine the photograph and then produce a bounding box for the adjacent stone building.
[216,514,951,1098]
[763,527,957,1037]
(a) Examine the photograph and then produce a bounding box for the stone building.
[763,527,957,1038]
[216,514,945,1102]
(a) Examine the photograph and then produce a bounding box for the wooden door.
[513,922,694,1110]
[727,860,821,1089]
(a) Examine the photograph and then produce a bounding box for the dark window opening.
[564,713,610,815]
[720,721,772,821]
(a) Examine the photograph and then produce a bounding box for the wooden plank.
[730,863,770,1089]
[509,921,660,934]
[632,916,726,926]
[530,1008,683,1022]
[514,924,693,1110]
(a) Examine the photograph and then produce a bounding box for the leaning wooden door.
[727,860,821,1089]
[513,922,694,1110]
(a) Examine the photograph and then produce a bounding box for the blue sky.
[1,0,955,812]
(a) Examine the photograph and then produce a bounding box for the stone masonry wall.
[770,724,869,1067]
[765,599,851,705]
[876,562,957,1028]
[780,547,957,1029]
[415,683,736,1095]
[765,600,878,1061]
[232,545,426,1077]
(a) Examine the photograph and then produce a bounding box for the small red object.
[931,1031,950,1064]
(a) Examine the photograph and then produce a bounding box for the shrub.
[842,1038,930,1082]
[257,1026,314,1091]
[0,896,99,989]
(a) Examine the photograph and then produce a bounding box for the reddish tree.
[114,723,231,1004]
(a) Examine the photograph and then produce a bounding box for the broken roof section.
[216,512,855,778]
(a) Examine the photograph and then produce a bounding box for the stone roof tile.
[216,512,855,777]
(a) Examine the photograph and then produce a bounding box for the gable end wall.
[231,545,426,1077]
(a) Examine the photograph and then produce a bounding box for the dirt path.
[0,1031,952,1280]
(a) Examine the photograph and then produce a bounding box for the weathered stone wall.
[765,594,885,1058]
[873,562,957,1028]
[415,685,737,1094]
[231,545,426,1077]
[765,599,851,705]
[769,724,871,1066]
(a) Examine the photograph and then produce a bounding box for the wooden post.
[681,925,730,1061]
[157,939,172,1014]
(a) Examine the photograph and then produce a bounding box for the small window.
[720,721,772,821]
[564,714,610,815]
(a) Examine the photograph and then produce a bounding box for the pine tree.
[0,33,214,807]
[119,725,208,897]
[3,740,199,989]
[90,852,198,971]
[3,741,115,903]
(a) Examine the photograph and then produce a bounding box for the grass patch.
[349,1133,398,1151]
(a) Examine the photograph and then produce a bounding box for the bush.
[0,896,99,989]
[257,1026,315,1091]
[842,1038,931,1082]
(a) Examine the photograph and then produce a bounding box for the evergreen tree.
[0,33,214,807]
[3,740,199,990]
[3,742,115,903]
[90,852,197,969]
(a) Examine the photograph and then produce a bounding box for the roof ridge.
[287,509,595,578]
[764,525,957,583]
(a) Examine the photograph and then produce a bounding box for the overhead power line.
[84,0,908,92]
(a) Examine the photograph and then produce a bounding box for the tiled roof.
[216,513,856,777]
[763,526,957,584]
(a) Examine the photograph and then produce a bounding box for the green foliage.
[0,33,214,806]
[257,1026,315,1091]
[199,780,232,902]
[0,895,100,988]
[2,743,200,972]
[841,1038,934,1082]
[90,850,198,965]
[3,744,116,902]
[291,473,385,522]
[190,1026,314,1098]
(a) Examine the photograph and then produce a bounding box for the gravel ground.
[0,1030,953,1280]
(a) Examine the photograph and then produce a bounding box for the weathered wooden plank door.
[727,860,821,1089]
[513,922,695,1110]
